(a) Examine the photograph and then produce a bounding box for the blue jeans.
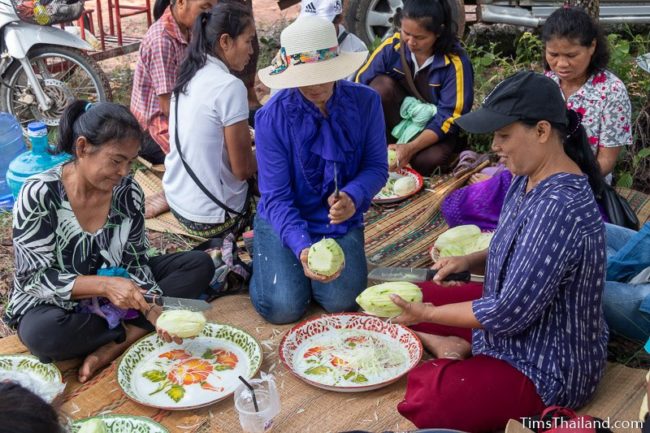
[250,216,367,324]
[603,223,650,341]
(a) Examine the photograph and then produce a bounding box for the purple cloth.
[442,169,513,231]
[76,267,139,329]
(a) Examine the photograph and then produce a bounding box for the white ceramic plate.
[279,313,422,392]
[71,415,168,433]
[373,167,425,204]
[117,323,262,410]
[0,354,64,403]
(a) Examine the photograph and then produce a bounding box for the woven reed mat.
[364,160,489,268]
[0,295,646,433]
[134,169,206,242]
[617,187,650,225]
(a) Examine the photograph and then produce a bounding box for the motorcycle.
[0,0,111,129]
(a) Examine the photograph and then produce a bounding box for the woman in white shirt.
[163,1,257,238]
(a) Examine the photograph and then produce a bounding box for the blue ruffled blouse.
[254,81,388,257]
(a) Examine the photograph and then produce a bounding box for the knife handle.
[143,293,163,306]
[426,269,471,282]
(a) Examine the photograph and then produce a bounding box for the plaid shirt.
[131,7,187,154]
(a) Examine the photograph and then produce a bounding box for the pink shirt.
[130,7,187,154]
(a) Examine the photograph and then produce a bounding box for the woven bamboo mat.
[618,187,650,225]
[364,160,489,268]
[0,295,646,433]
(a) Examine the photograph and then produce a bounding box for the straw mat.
[364,160,489,268]
[0,295,646,433]
[134,170,206,242]
[618,187,650,225]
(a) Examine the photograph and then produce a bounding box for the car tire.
[346,0,466,48]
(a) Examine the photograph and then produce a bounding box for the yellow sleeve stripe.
[355,32,400,83]
[441,54,465,134]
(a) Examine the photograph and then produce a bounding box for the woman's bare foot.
[144,191,169,219]
[414,331,471,360]
[78,325,149,383]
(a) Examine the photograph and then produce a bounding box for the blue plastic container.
[6,121,71,200]
[0,113,27,210]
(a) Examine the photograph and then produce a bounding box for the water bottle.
[0,113,27,211]
[6,122,71,200]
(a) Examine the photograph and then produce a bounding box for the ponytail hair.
[174,2,253,95]
[521,111,605,197]
[55,100,143,158]
[401,0,460,55]
[153,0,172,21]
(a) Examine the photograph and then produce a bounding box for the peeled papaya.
[388,149,397,167]
[356,281,423,317]
[156,310,206,338]
[77,419,108,433]
[307,238,345,277]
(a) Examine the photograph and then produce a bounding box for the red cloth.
[398,282,546,433]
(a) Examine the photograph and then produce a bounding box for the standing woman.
[389,72,608,432]
[6,101,214,384]
[355,0,473,176]
[252,16,387,324]
[543,6,632,181]
[163,2,257,239]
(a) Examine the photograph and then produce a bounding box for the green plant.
[515,31,543,67]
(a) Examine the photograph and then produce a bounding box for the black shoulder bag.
[601,184,640,230]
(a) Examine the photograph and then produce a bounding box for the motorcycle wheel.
[0,45,112,129]
[346,0,466,47]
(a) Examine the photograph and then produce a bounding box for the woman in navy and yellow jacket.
[356,0,473,176]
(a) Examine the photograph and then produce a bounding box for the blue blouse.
[472,173,608,407]
[254,81,388,258]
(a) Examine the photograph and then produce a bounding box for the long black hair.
[0,382,66,433]
[174,2,253,95]
[542,6,609,77]
[153,0,173,21]
[401,0,460,55]
[55,100,143,158]
[521,112,605,197]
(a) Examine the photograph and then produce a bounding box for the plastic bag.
[12,0,84,25]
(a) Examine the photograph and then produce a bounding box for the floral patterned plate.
[0,354,64,402]
[279,313,422,392]
[373,167,424,204]
[117,323,263,410]
[71,415,168,433]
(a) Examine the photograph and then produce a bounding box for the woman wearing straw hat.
[251,16,388,324]
[389,71,608,431]
[355,0,473,177]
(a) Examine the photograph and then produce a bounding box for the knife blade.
[333,163,340,199]
[143,294,211,312]
[368,267,478,283]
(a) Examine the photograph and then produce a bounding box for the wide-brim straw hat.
[258,16,368,89]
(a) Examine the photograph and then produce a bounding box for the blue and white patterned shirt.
[472,173,608,407]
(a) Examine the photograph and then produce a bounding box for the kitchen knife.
[143,294,211,312]
[368,267,478,283]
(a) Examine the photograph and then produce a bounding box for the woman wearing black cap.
[389,71,608,432]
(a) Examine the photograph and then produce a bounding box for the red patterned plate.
[279,313,422,392]
[373,167,424,205]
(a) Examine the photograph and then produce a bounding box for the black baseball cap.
[456,71,568,134]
